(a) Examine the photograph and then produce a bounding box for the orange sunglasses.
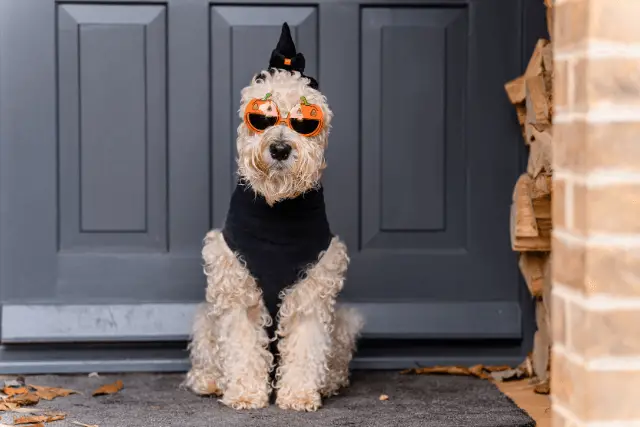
[243,93,324,137]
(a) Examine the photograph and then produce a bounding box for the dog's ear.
[252,71,268,85]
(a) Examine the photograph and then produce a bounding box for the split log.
[544,0,554,41]
[512,174,538,237]
[525,75,551,127]
[510,174,552,251]
[525,39,551,79]
[532,195,551,220]
[510,204,551,251]
[518,252,549,298]
[527,128,553,178]
[536,218,553,238]
[531,174,553,199]
[533,299,551,382]
[542,256,552,326]
[505,75,526,105]
[516,104,527,128]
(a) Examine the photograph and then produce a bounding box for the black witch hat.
[263,22,318,90]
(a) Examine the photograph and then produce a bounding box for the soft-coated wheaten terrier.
[183,22,364,412]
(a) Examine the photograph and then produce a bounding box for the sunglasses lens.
[247,114,278,131]
[289,118,321,136]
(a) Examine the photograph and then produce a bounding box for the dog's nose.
[269,143,292,161]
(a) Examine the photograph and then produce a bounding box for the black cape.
[222,183,333,333]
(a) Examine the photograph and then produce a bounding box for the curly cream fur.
[236,70,333,205]
[275,238,363,411]
[185,69,363,411]
[184,231,273,409]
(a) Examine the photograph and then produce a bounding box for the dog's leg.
[183,303,223,396]
[320,306,364,397]
[275,237,360,411]
[187,230,273,409]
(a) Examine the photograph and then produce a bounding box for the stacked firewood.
[504,0,554,394]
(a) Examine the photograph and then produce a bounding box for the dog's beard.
[238,136,326,206]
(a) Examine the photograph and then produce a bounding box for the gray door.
[0,0,546,373]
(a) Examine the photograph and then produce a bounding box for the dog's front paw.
[182,371,223,397]
[221,389,269,410]
[276,389,322,412]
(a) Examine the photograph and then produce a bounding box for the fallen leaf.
[401,366,470,376]
[71,422,99,427]
[8,408,44,414]
[468,365,492,380]
[0,402,20,411]
[2,386,27,396]
[490,368,526,382]
[92,380,123,397]
[14,413,66,424]
[483,365,512,373]
[29,385,78,401]
[6,393,39,406]
[401,364,515,380]
[379,394,389,401]
[534,380,550,395]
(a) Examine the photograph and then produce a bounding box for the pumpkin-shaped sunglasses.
[244,94,324,137]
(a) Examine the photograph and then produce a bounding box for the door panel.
[0,1,208,308]
[361,8,466,250]
[58,5,167,251]
[341,2,522,310]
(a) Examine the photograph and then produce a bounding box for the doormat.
[17,371,535,427]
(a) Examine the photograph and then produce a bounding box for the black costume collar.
[222,182,333,321]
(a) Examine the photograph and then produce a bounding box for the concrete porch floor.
[0,371,538,427]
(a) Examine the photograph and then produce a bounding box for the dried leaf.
[29,385,78,401]
[379,394,389,401]
[468,365,491,380]
[402,366,469,376]
[534,380,550,395]
[0,402,20,411]
[483,365,512,373]
[6,393,39,406]
[71,422,99,427]
[14,413,66,424]
[2,386,27,396]
[92,380,123,397]
[5,408,44,414]
[490,365,532,382]
[401,364,513,380]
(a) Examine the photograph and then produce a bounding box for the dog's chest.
[222,184,333,316]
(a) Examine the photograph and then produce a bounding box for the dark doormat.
[16,371,535,427]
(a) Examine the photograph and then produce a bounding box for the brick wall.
[552,0,640,425]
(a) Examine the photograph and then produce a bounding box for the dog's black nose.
[269,143,292,161]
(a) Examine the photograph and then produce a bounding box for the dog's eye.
[247,114,277,131]
[290,119,321,136]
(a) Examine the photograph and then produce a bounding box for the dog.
[183,22,364,412]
